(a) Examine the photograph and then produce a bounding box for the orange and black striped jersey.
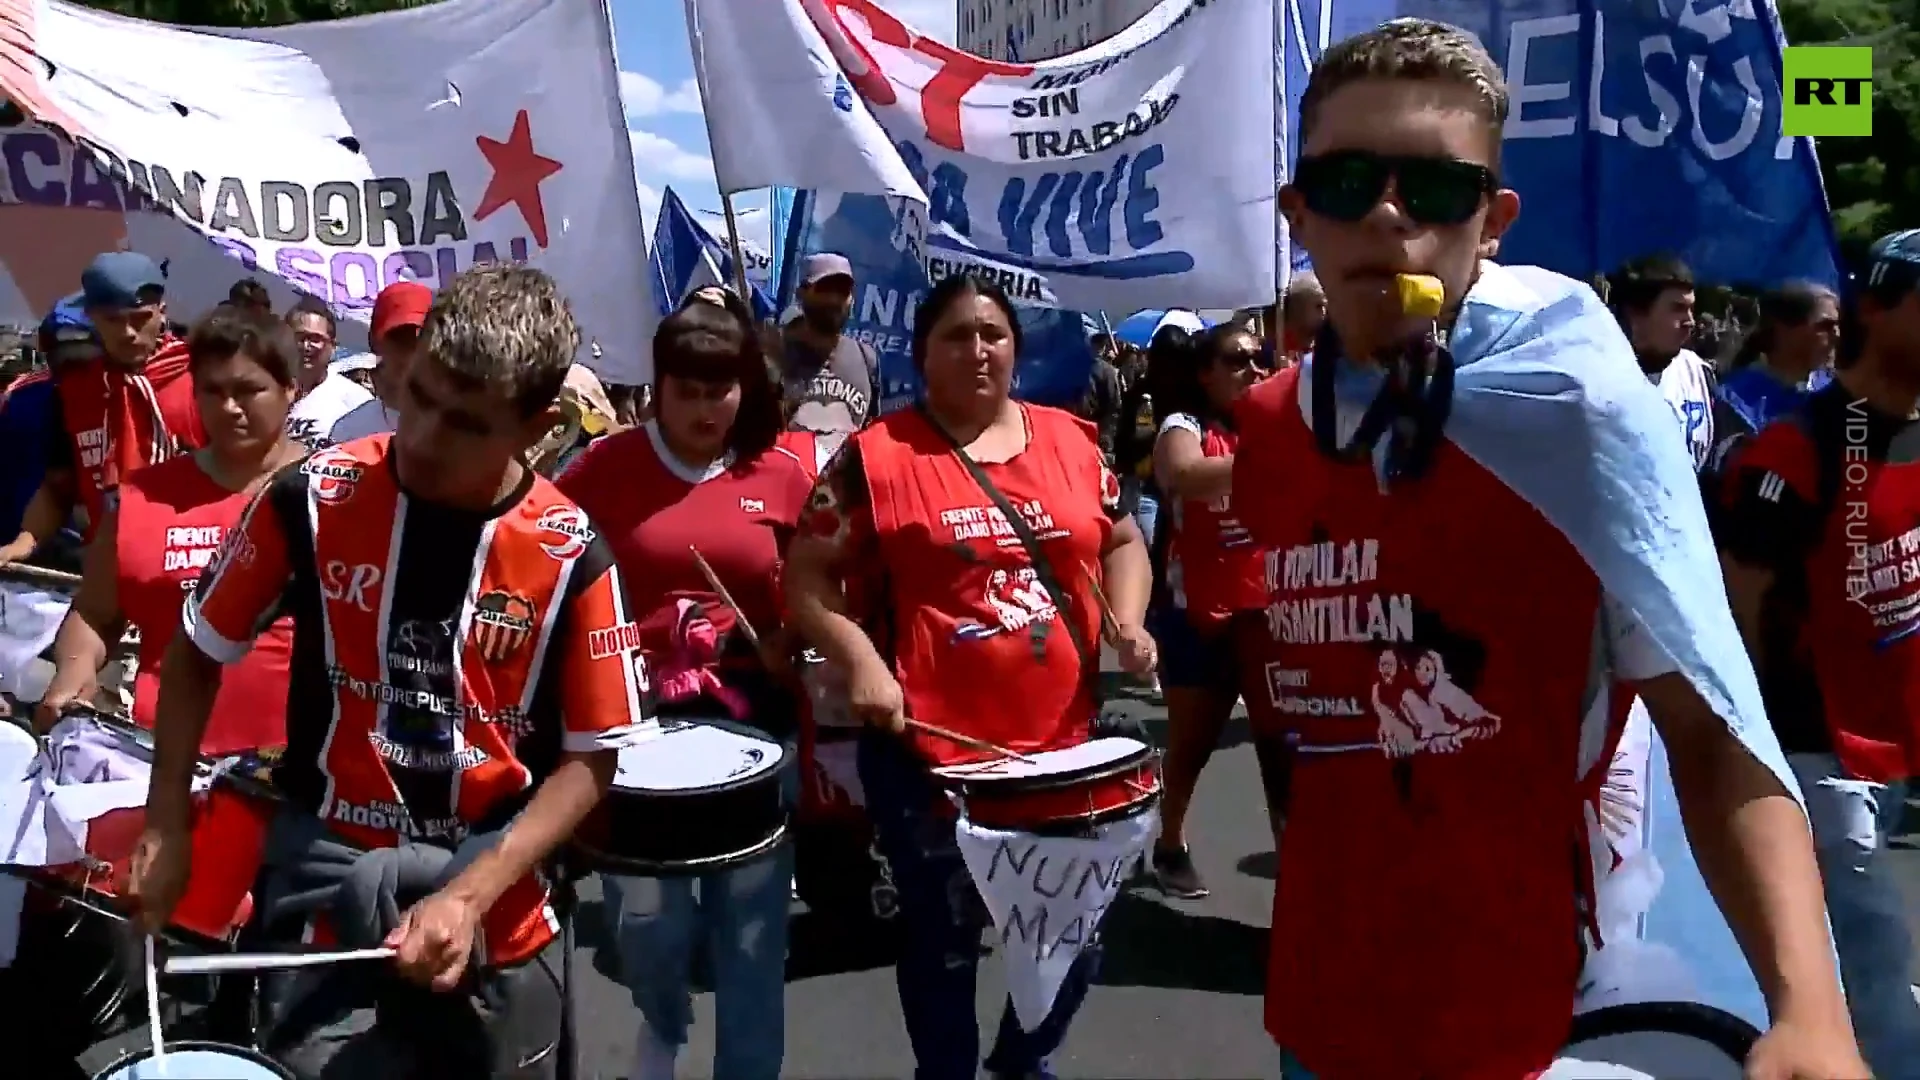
[182,434,652,963]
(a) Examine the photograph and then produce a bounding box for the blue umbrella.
[1110,309,1210,348]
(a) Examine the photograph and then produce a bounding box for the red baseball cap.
[370,281,432,344]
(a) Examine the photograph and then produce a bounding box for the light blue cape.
[1306,262,1804,1029]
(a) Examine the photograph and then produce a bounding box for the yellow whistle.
[1395,273,1445,319]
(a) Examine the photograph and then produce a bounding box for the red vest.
[858,406,1109,766]
[1233,369,1626,1079]
[1737,419,1920,781]
[1167,421,1264,628]
[117,456,293,756]
[56,340,205,532]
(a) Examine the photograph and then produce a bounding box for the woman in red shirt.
[36,305,302,754]
[784,275,1156,1080]
[557,299,810,1080]
[1144,324,1268,898]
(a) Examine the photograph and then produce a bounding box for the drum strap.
[926,409,1101,705]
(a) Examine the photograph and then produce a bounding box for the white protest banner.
[688,0,1278,313]
[0,0,658,385]
[956,809,1158,1031]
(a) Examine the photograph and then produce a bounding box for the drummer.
[128,266,650,1080]
[784,275,1156,1080]
[556,296,810,1080]
[35,306,301,753]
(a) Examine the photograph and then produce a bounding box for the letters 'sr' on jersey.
[182,435,652,964]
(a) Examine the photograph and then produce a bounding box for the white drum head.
[96,1044,291,1079]
[933,736,1148,782]
[1549,1004,1753,1080]
[614,722,784,792]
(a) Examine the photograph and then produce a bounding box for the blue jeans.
[1788,753,1920,1080]
[858,731,1099,1080]
[1129,487,1159,549]
[602,765,797,1080]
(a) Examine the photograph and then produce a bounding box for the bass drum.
[1547,1002,1759,1078]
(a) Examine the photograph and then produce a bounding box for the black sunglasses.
[1293,151,1497,227]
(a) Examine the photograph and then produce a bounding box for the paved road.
[571,685,1284,1080]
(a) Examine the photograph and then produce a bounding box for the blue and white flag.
[650,188,778,320]
[689,0,1279,313]
[1277,0,1839,287]
[1309,262,1808,1029]
[787,190,1095,413]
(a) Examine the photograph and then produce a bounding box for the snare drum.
[1546,1002,1757,1079]
[573,719,788,875]
[94,1040,294,1079]
[39,711,279,945]
[932,737,1161,834]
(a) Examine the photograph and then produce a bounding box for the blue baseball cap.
[1866,229,1920,296]
[39,292,99,349]
[79,251,167,310]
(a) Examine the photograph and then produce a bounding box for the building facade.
[956,0,1160,62]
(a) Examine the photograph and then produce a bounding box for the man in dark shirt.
[1714,227,1920,1079]
[781,253,878,457]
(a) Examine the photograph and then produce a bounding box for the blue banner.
[1279,0,1839,287]
[787,191,1095,413]
[767,187,799,298]
[651,187,778,320]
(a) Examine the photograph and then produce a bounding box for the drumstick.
[0,563,82,588]
[689,545,761,649]
[903,718,1040,764]
[144,936,167,1066]
[1080,561,1122,644]
[162,946,396,976]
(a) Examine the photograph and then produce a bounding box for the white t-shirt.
[327,397,399,444]
[286,373,373,449]
[1653,348,1716,473]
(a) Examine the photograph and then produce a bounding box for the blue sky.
[608,0,955,249]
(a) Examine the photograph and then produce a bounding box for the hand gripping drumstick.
[689,545,761,649]
[691,544,1041,768]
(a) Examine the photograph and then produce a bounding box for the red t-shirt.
[1716,383,1920,781]
[49,339,207,532]
[1231,367,1634,1079]
[1163,415,1264,628]
[803,405,1124,766]
[558,424,813,658]
[116,455,292,756]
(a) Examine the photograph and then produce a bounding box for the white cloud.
[619,71,703,118]
[629,130,714,182]
[634,182,663,231]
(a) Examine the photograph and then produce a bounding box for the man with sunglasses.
[1228,18,1859,1080]
[1712,228,1920,1080]
[0,253,205,566]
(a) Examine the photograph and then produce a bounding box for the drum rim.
[609,718,787,797]
[1562,1001,1760,1063]
[575,817,789,877]
[963,790,1161,835]
[937,745,1158,795]
[94,1038,295,1079]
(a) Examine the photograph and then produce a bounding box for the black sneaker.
[1151,846,1208,899]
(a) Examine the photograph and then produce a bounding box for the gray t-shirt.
[783,333,877,455]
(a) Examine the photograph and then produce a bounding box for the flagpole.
[719,193,755,303]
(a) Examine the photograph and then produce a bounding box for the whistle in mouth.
[1395,274,1445,319]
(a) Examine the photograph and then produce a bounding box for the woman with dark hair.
[556,299,808,1080]
[1113,324,1198,546]
[1144,322,1267,898]
[784,274,1156,1080]
[1717,281,1841,436]
[36,305,300,753]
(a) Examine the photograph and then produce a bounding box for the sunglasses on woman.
[1292,150,1497,227]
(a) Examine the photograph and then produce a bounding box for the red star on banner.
[474,110,564,248]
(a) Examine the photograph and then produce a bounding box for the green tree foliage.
[1775,0,1918,261]
[76,0,429,28]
